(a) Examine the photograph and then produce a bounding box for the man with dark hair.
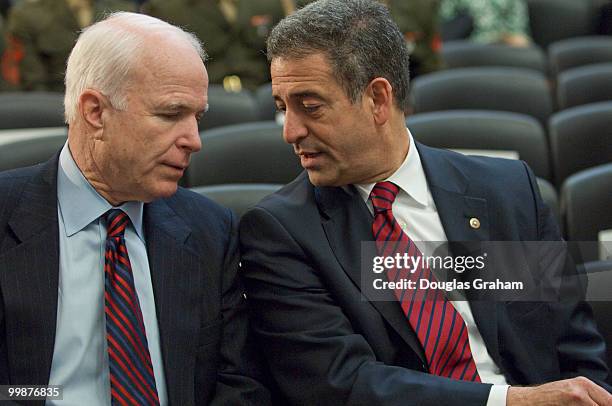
[240,0,611,404]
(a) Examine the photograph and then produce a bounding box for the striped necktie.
[104,209,160,405]
[370,182,481,382]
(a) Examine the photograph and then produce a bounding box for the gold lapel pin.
[469,217,481,229]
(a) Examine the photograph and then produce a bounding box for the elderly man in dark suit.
[240,0,611,405]
[0,12,269,405]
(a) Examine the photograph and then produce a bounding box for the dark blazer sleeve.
[522,162,610,390]
[240,206,491,406]
[209,209,272,405]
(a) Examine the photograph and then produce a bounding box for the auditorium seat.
[527,0,599,49]
[255,82,276,121]
[185,121,301,187]
[0,92,65,129]
[191,183,282,218]
[441,41,546,73]
[0,128,67,172]
[548,36,612,76]
[407,110,551,180]
[200,85,259,131]
[549,101,612,187]
[556,63,612,110]
[409,67,553,125]
[536,177,560,227]
[582,259,612,382]
[561,163,612,263]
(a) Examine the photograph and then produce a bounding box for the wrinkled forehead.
[135,35,207,81]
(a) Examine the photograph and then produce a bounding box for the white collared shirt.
[354,129,509,406]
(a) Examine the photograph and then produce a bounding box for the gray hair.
[267,0,410,112]
[64,12,206,124]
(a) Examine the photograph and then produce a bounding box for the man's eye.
[195,112,205,123]
[303,105,321,113]
[275,105,286,113]
[160,112,180,120]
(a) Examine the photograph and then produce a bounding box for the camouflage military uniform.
[2,0,135,91]
[143,0,286,90]
[385,0,442,77]
[0,14,15,91]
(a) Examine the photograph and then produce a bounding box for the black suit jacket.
[240,143,609,405]
[0,155,270,405]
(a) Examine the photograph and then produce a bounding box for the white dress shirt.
[47,144,168,405]
[353,130,509,406]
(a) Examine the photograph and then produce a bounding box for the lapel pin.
[469,217,481,229]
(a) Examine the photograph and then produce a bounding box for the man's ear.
[78,89,108,130]
[366,77,393,125]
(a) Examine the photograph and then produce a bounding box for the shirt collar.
[353,129,430,207]
[57,142,145,240]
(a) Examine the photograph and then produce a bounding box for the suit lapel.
[316,186,427,364]
[314,143,505,369]
[0,157,60,389]
[144,199,201,406]
[418,143,502,366]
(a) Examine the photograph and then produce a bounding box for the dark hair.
[267,0,410,112]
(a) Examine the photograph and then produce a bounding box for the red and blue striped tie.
[104,209,160,405]
[370,182,481,382]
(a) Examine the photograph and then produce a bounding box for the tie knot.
[105,209,129,238]
[370,181,400,213]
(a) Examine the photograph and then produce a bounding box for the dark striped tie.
[370,182,481,382]
[104,209,160,405]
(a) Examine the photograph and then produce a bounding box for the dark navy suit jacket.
[240,142,609,405]
[0,155,270,405]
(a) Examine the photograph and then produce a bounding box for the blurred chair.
[549,101,612,187]
[556,63,612,110]
[441,41,547,73]
[0,129,67,172]
[407,110,551,180]
[581,258,612,382]
[527,0,599,49]
[561,163,612,263]
[410,67,553,125]
[588,296,612,382]
[255,82,275,121]
[0,92,65,129]
[185,121,301,187]
[191,183,282,218]
[536,177,560,226]
[548,36,612,76]
[200,85,260,131]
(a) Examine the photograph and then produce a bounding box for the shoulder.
[0,164,44,191]
[0,164,47,226]
[247,172,315,218]
[419,142,534,187]
[163,186,235,233]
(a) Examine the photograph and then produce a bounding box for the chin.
[148,182,179,201]
[307,171,337,187]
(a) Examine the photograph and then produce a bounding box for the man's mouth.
[298,152,322,168]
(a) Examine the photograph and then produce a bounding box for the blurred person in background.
[439,0,531,47]
[143,0,295,91]
[1,0,135,91]
[299,0,442,79]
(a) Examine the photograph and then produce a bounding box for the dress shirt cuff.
[486,384,509,406]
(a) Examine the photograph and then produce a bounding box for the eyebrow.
[273,91,327,104]
[157,102,208,113]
